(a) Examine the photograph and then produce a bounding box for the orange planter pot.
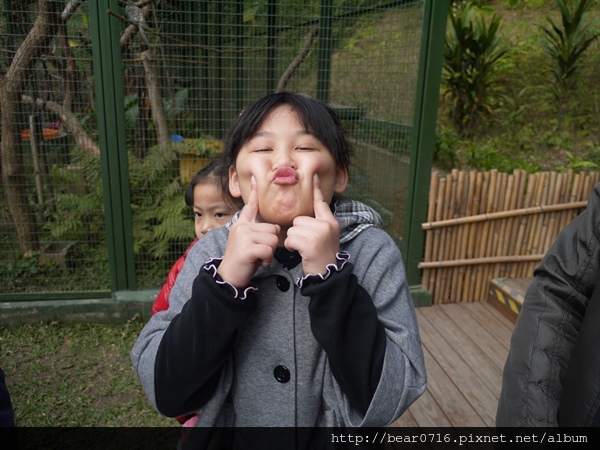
[21,128,59,140]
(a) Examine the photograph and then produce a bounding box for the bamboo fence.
[419,169,600,304]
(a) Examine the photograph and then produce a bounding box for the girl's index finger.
[240,175,258,223]
[312,174,330,219]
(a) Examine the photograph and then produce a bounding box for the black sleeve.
[301,262,386,415]
[0,368,15,427]
[154,266,257,417]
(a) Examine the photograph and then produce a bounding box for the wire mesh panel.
[0,1,110,296]
[1,0,426,297]
[119,0,425,290]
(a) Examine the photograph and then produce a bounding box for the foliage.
[434,125,460,171]
[539,0,600,103]
[442,2,509,136]
[503,0,549,7]
[46,151,104,243]
[128,145,192,259]
[46,141,198,265]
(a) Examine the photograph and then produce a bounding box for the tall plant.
[540,0,600,103]
[442,2,508,136]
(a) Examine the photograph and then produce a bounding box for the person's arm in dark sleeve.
[497,185,600,426]
[154,261,257,417]
[300,258,386,415]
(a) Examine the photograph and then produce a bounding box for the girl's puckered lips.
[272,167,299,185]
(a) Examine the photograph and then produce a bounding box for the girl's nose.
[273,148,296,169]
[202,218,219,234]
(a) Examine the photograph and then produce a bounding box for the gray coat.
[131,200,426,427]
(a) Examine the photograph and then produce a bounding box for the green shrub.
[540,0,600,103]
[443,2,509,136]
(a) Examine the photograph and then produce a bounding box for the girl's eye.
[215,212,228,218]
[194,212,202,218]
[297,146,315,151]
[253,148,271,153]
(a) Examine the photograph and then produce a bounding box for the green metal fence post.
[316,0,334,103]
[266,0,278,93]
[402,0,449,296]
[90,0,136,292]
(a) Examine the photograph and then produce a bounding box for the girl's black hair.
[184,160,243,210]
[221,92,354,171]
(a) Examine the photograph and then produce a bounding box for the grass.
[0,319,177,427]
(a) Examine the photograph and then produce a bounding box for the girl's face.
[192,181,237,239]
[229,105,348,227]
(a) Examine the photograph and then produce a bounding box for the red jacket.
[152,238,198,424]
[152,238,198,315]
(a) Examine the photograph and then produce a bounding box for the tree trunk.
[0,0,62,256]
[142,50,171,149]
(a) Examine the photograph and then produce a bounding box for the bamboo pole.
[530,171,553,256]
[463,171,482,302]
[432,177,446,304]
[446,170,460,302]
[473,171,495,298]
[543,172,564,252]
[419,253,545,269]
[452,170,467,301]
[456,170,475,301]
[421,200,587,229]
[421,172,439,291]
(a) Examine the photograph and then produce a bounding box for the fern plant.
[47,143,196,264]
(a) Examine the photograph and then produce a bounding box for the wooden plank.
[438,303,508,371]
[419,305,505,395]
[480,300,516,331]
[461,301,514,349]
[416,309,497,426]
[417,344,487,427]
[402,387,452,428]
[390,407,419,427]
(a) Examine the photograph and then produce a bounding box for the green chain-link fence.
[1,0,446,306]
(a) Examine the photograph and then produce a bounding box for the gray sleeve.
[497,184,600,426]
[339,228,427,427]
[130,230,227,412]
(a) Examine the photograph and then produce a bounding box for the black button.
[273,365,290,383]
[276,275,290,292]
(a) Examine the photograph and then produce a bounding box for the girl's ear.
[334,166,349,194]
[229,166,242,198]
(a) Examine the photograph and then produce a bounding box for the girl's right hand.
[217,176,280,289]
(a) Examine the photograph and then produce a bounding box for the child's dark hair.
[221,92,354,171]
[185,160,243,210]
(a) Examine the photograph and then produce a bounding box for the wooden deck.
[391,301,516,428]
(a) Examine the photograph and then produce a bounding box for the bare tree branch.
[22,95,101,157]
[120,3,152,51]
[61,0,85,22]
[276,25,319,93]
[141,50,170,149]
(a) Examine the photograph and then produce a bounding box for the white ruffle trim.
[203,257,258,300]
[296,251,350,288]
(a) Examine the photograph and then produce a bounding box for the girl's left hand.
[284,174,340,276]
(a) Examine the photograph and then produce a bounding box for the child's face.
[229,105,348,227]
[192,181,237,239]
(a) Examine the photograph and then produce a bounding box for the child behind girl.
[151,160,243,315]
[132,92,426,445]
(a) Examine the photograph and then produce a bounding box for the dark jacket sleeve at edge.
[496,184,600,427]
